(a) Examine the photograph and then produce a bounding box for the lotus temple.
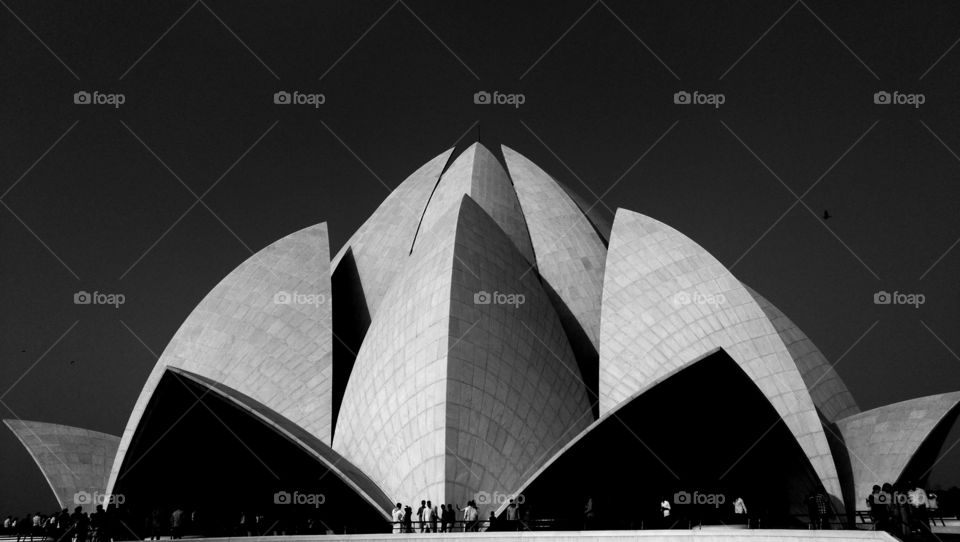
[6,141,960,535]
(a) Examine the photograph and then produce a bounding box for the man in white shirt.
[391,503,403,534]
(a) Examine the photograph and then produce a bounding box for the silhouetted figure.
[90,506,105,542]
[417,500,426,532]
[486,511,498,532]
[169,508,184,540]
[583,496,595,530]
[402,506,413,533]
[438,505,447,532]
[15,514,29,542]
[148,508,162,540]
[444,504,455,532]
[893,482,910,537]
[70,507,87,542]
[823,210,831,220]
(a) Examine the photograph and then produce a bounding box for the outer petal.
[107,223,332,495]
[835,391,960,507]
[746,285,860,422]
[4,420,119,512]
[599,208,844,503]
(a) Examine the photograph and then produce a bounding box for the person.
[16,513,30,542]
[506,499,520,531]
[458,500,479,532]
[170,507,184,540]
[438,505,447,532]
[908,482,928,532]
[444,504,455,532]
[866,485,881,527]
[893,482,910,537]
[70,507,87,542]
[660,497,672,528]
[55,508,70,542]
[402,506,413,533]
[583,497,595,530]
[148,507,162,540]
[391,503,403,534]
[733,496,748,526]
[31,512,42,541]
[416,500,425,532]
[426,500,437,532]
[928,492,939,519]
[486,511,498,532]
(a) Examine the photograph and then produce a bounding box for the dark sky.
[2,0,960,515]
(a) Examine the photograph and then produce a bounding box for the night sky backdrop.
[2,0,960,515]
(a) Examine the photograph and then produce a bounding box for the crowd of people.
[865,481,940,537]
[388,498,525,533]
[1,484,955,539]
[1,505,139,542]
[0,505,200,542]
